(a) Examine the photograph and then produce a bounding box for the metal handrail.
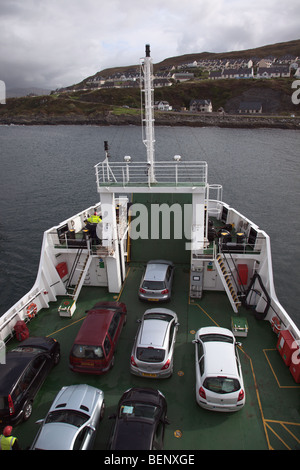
[95,160,208,187]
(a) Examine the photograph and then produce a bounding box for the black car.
[0,336,60,425]
[109,387,169,450]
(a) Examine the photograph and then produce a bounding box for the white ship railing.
[95,160,208,188]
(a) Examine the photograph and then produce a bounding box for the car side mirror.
[192,339,199,344]
[136,319,141,323]
[175,322,180,327]
[163,417,171,425]
[35,419,44,425]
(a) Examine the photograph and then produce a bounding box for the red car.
[69,302,127,374]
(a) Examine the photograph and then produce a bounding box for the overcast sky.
[1,0,299,90]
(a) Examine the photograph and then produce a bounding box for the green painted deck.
[12,264,300,450]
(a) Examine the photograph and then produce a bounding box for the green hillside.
[0,39,299,124]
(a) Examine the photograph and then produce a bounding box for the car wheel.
[23,401,33,421]
[53,350,61,365]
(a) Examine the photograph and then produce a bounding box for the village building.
[189,99,212,113]
[238,101,263,114]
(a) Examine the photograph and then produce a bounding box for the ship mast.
[141,44,156,183]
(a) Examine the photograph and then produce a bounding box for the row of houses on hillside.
[209,64,291,80]
[156,99,264,114]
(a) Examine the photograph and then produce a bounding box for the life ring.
[271,316,281,335]
[26,303,37,319]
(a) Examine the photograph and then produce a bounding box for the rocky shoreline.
[0,112,299,129]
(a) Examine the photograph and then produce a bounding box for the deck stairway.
[66,252,92,302]
[215,254,241,313]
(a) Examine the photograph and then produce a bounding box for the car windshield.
[45,410,89,427]
[142,280,165,290]
[144,313,173,322]
[71,344,104,359]
[136,347,165,363]
[203,377,240,394]
[119,403,159,421]
[200,334,233,344]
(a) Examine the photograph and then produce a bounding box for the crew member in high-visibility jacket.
[87,209,102,244]
[0,426,20,450]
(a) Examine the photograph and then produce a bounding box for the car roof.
[196,326,238,377]
[112,420,154,450]
[203,341,238,377]
[0,353,34,393]
[73,309,115,345]
[139,318,168,347]
[144,260,172,282]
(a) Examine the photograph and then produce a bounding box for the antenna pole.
[141,44,156,183]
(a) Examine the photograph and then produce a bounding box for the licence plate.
[81,361,94,367]
[142,372,157,377]
[149,298,159,301]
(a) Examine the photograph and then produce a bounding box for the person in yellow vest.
[87,209,102,244]
[0,426,20,450]
[87,209,102,225]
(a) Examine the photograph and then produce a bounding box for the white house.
[154,101,172,111]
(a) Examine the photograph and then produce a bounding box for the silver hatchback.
[30,384,105,450]
[138,260,174,302]
[130,308,179,378]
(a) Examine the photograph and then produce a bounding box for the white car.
[31,384,105,450]
[192,327,245,412]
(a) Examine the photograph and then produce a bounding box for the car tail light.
[139,288,146,294]
[130,355,138,367]
[199,387,206,399]
[161,359,170,370]
[238,389,245,402]
[161,289,169,295]
[8,394,15,415]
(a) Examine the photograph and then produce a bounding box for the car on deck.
[31,384,105,450]
[108,387,169,450]
[0,336,60,425]
[192,326,245,412]
[69,301,127,374]
[138,260,174,302]
[130,308,179,378]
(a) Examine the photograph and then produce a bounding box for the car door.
[108,311,122,347]
[28,354,49,397]
[195,340,204,387]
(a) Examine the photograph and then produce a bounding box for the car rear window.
[136,347,165,363]
[71,344,104,359]
[203,377,240,394]
[142,281,165,290]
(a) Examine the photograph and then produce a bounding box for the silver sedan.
[31,384,105,450]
